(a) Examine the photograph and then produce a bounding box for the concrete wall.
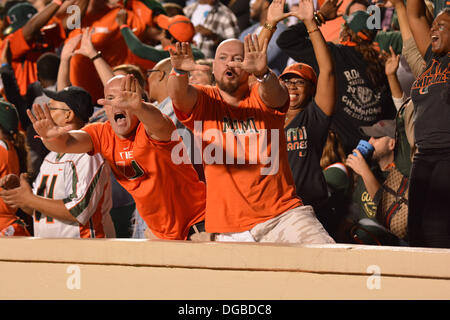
[0,237,449,299]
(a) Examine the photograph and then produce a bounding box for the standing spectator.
[167,30,334,243]
[0,87,116,238]
[240,0,289,75]
[261,0,336,233]
[406,0,450,248]
[184,0,240,58]
[2,1,65,96]
[26,74,207,240]
[0,100,30,237]
[277,9,397,154]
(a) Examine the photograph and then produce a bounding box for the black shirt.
[410,46,450,149]
[277,22,397,154]
[285,100,331,209]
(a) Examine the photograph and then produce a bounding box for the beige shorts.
[216,205,335,245]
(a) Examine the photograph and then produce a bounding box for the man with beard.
[167,36,335,244]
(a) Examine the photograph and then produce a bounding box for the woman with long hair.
[0,100,30,236]
[406,1,450,248]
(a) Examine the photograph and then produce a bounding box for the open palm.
[295,0,315,21]
[169,42,210,72]
[228,34,268,75]
[27,104,71,140]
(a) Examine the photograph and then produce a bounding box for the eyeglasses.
[281,78,308,87]
[48,107,70,111]
[146,69,166,78]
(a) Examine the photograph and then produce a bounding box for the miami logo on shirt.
[286,126,307,158]
[412,59,449,94]
[115,150,144,180]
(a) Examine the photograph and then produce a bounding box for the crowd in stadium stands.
[0,0,448,248]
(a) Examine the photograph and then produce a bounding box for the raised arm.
[406,0,431,57]
[22,0,62,43]
[384,46,405,109]
[27,103,93,154]
[257,0,293,49]
[294,0,335,116]
[57,34,82,90]
[167,42,210,114]
[228,34,289,109]
[74,28,114,86]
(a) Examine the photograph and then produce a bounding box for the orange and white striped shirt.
[32,152,113,238]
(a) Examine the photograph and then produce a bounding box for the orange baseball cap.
[155,14,195,43]
[279,63,318,86]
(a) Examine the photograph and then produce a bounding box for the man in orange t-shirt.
[167,36,335,244]
[3,2,65,96]
[27,74,206,240]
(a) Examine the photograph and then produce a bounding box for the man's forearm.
[360,169,381,200]
[134,102,175,141]
[22,1,60,42]
[167,72,197,114]
[258,69,289,108]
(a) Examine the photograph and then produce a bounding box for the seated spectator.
[344,119,410,245]
[240,0,289,75]
[0,86,116,238]
[0,100,30,237]
[184,0,240,58]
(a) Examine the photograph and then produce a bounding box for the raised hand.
[27,104,71,140]
[384,46,400,76]
[294,0,315,22]
[267,0,293,24]
[98,74,143,112]
[74,27,97,59]
[227,34,268,76]
[60,34,82,62]
[318,0,343,21]
[168,42,210,72]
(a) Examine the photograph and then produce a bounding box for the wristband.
[1,63,9,68]
[313,12,322,26]
[90,51,102,61]
[316,11,326,24]
[173,68,188,75]
[263,22,277,32]
[254,69,271,83]
[120,24,129,30]
[52,0,62,6]
[307,28,320,34]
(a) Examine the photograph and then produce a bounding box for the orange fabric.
[0,140,20,232]
[0,219,30,236]
[173,84,302,233]
[67,4,149,102]
[318,0,353,43]
[4,18,65,96]
[82,121,206,240]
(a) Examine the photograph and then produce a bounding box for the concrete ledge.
[0,237,449,299]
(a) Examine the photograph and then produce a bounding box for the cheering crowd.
[0,0,448,248]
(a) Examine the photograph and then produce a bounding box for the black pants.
[408,148,450,248]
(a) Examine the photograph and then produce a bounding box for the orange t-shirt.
[82,121,206,240]
[67,3,150,102]
[5,18,65,96]
[0,139,29,236]
[173,84,302,233]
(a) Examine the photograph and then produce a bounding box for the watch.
[255,69,271,83]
